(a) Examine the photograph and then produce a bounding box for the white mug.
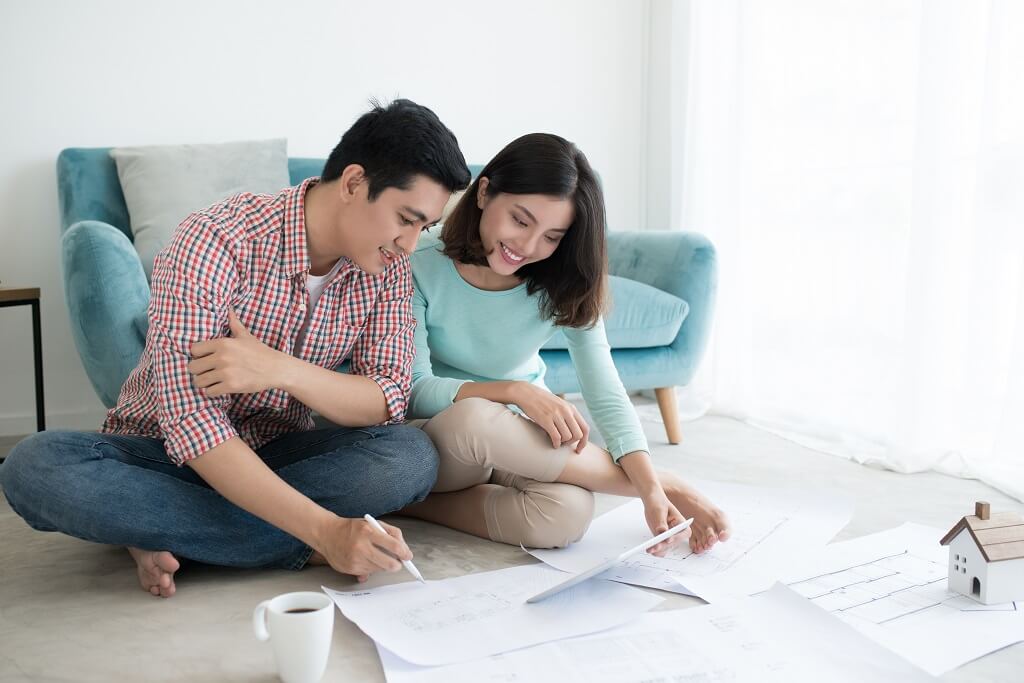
[253,591,334,683]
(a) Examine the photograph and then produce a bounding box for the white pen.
[363,513,425,583]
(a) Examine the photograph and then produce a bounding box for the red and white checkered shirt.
[102,178,415,466]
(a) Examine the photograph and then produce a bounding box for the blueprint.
[782,523,1024,675]
[322,563,663,666]
[375,583,935,682]
[530,479,852,601]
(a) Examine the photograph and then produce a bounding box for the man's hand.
[317,516,414,582]
[189,311,287,396]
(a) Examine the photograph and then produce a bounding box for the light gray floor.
[1,404,1021,682]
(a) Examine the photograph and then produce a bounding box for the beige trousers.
[409,397,595,549]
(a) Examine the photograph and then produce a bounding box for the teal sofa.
[56,149,716,443]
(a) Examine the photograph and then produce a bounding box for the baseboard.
[0,407,108,436]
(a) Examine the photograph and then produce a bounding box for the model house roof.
[940,501,1024,562]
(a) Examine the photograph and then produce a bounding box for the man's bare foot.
[660,473,731,554]
[127,547,180,598]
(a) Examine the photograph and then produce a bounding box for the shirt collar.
[280,176,320,278]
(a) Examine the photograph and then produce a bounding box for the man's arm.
[188,258,416,426]
[186,436,410,577]
[188,311,391,426]
[278,360,392,426]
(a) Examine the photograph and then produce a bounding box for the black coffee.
[285,608,318,614]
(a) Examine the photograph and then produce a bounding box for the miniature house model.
[940,501,1024,605]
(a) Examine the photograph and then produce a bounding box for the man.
[1,99,470,597]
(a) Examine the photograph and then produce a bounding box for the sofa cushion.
[542,275,689,350]
[110,138,291,280]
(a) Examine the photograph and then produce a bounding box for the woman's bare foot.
[127,547,180,598]
[659,473,731,554]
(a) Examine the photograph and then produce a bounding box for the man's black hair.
[322,98,470,199]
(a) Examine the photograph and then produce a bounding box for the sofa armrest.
[606,230,717,383]
[62,220,150,408]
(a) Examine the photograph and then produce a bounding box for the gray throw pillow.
[110,138,291,280]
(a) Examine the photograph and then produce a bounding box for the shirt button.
[297,303,306,312]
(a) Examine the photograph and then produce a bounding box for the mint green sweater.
[408,233,648,461]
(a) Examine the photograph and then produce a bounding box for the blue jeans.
[0,425,438,570]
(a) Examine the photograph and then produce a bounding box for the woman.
[402,133,730,553]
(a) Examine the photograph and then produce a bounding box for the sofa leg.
[654,387,682,444]
[556,393,566,399]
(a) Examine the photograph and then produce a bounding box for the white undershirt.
[295,259,344,355]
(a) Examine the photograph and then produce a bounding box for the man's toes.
[153,551,180,575]
[149,585,160,596]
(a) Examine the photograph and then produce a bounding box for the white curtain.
[673,0,1024,500]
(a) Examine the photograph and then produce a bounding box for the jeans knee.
[1,432,67,522]
[406,428,440,499]
[1,433,44,497]
[380,425,439,502]
[519,484,595,549]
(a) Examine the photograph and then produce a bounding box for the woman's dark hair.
[440,133,607,329]
[322,98,470,198]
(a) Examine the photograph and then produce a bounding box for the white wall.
[0,0,649,434]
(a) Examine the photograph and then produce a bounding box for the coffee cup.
[253,591,334,683]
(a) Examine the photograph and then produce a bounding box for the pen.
[363,513,426,583]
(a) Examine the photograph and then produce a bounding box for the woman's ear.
[476,177,490,209]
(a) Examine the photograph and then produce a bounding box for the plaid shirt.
[102,178,415,466]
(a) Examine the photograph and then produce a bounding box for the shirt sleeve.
[408,282,469,419]
[563,318,650,462]
[348,257,417,424]
[149,214,240,466]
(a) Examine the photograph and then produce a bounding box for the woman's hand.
[510,383,590,453]
[639,488,689,556]
[619,451,689,556]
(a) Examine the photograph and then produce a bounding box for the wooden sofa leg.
[556,393,566,399]
[655,387,682,444]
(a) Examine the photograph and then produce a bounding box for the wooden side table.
[0,287,45,431]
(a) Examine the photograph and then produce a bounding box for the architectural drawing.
[400,592,513,632]
[789,550,1017,626]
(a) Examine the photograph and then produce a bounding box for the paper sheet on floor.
[529,479,852,602]
[322,563,663,666]
[780,522,1024,676]
[375,583,935,682]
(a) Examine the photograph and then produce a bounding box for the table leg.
[31,299,45,431]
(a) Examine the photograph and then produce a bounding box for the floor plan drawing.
[400,592,513,632]
[323,564,664,666]
[780,523,1024,675]
[789,549,1017,626]
[530,481,853,601]
[603,508,788,591]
